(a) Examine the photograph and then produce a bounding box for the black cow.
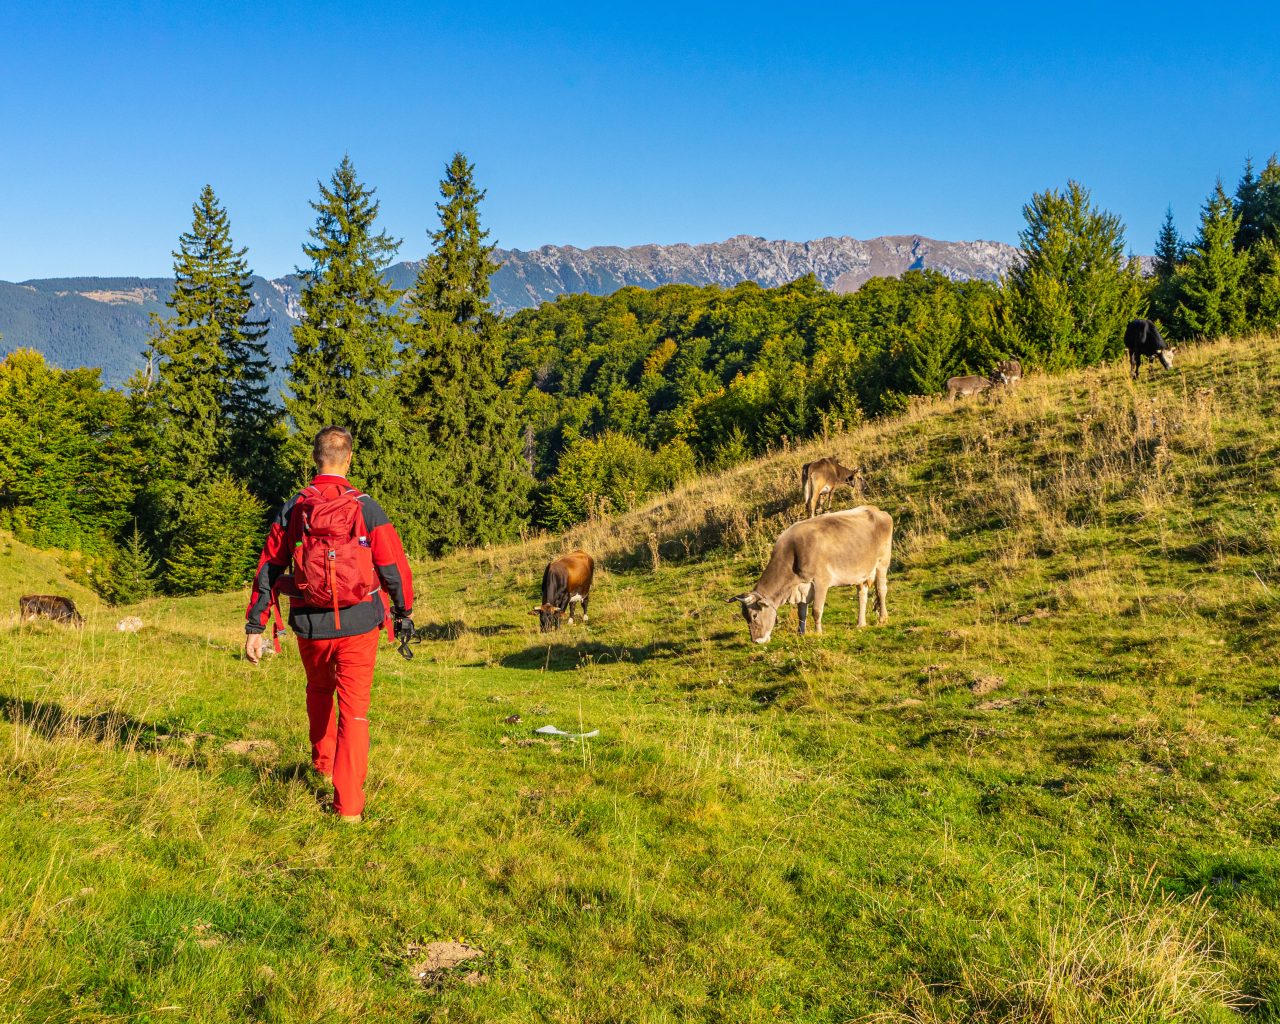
[19,594,85,628]
[1124,319,1175,379]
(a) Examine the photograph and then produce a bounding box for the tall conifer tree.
[1174,181,1249,339]
[1001,181,1142,370]
[285,157,404,492]
[139,186,276,540]
[1153,207,1182,281]
[395,153,529,555]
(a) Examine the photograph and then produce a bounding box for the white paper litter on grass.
[534,725,600,739]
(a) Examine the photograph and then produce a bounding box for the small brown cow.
[994,359,1022,386]
[946,375,992,400]
[531,550,595,633]
[801,457,864,518]
[19,594,85,628]
[728,506,892,643]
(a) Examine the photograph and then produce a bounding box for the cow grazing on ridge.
[1124,318,1175,379]
[946,375,992,400]
[532,550,595,633]
[994,359,1022,386]
[19,594,84,628]
[727,506,892,643]
[801,457,864,518]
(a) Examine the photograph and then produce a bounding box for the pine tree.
[285,157,404,493]
[1002,181,1143,371]
[1153,207,1182,280]
[138,186,279,538]
[1149,206,1184,326]
[164,476,266,595]
[1174,181,1249,339]
[111,521,160,604]
[1234,158,1261,251]
[394,153,530,555]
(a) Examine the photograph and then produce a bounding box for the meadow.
[3,334,1280,1022]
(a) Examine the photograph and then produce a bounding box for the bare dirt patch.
[222,739,278,756]
[969,674,1005,696]
[407,941,485,990]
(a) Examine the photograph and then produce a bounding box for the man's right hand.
[244,632,265,665]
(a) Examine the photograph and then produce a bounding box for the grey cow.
[728,506,893,643]
[946,374,993,400]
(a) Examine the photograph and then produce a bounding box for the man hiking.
[244,426,414,823]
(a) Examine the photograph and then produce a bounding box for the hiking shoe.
[338,814,362,824]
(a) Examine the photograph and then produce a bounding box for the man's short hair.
[313,426,353,467]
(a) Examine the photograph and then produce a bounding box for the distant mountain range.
[0,234,1022,387]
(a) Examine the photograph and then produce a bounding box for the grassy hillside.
[3,334,1280,1022]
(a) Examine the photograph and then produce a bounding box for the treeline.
[2,154,1279,598]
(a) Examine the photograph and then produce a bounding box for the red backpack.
[276,486,378,628]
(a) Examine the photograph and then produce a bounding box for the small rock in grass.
[116,616,144,633]
[503,713,521,724]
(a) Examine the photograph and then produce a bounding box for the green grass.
[4,336,1280,1022]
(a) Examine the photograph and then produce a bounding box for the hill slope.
[1,234,1018,385]
[2,335,1278,1022]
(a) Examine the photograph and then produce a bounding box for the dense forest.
[2,154,1279,598]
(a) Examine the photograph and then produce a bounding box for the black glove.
[394,615,416,659]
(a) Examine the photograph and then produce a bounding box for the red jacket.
[245,475,414,640]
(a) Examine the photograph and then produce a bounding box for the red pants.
[297,630,381,816]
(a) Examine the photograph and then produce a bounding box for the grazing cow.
[19,594,84,628]
[801,457,864,518]
[946,375,993,400]
[727,506,892,643]
[531,550,595,633]
[994,359,1022,386]
[1124,318,1175,379]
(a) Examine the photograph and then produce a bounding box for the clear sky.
[2,1,1278,280]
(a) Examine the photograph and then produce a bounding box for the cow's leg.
[812,583,829,634]
[857,583,869,627]
[797,602,808,636]
[580,596,589,623]
[875,561,889,624]
[1130,351,1140,380]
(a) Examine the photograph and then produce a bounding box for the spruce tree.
[395,152,530,555]
[1174,181,1249,339]
[1234,158,1262,250]
[1150,206,1183,326]
[111,521,160,604]
[285,157,404,493]
[164,476,266,595]
[139,186,279,529]
[1153,207,1182,280]
[1002,181,1143,371]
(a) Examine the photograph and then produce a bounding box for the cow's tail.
[802,467,813,511]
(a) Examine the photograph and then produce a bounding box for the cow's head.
[727,592,777,644]
[1158,348,1175,370]
[530,603,563,633]
[840,465,866,492]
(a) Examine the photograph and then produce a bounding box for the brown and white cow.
[19,594,85,628]
[532,550,595,633]
[945,375,992,400]
[801,457,864,518]
[994,359,1022,386]
[727,506,892,643]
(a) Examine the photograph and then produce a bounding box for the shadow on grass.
[0,694,179,751]
[415,621,516,641]
[500,639,687,672]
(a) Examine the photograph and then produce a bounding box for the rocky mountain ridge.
[1,234,1023,385]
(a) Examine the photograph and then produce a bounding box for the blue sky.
[2,1,1278,280]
